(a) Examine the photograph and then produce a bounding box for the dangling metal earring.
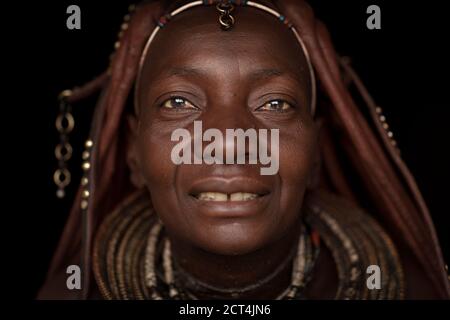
[54,90,74,198]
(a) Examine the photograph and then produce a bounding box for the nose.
[196,101,259,165]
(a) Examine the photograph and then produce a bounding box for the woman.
[40,0,450,299]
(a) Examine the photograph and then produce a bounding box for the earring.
[54,90,74,198]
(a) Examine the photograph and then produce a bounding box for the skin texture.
[125,1,438,299]
[127,4,321,298]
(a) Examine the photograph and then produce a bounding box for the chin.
[192,219,276,256]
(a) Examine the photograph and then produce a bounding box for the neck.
[168,218,302,299]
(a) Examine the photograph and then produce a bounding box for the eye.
[161,97,198,110]
[257,99,292,112]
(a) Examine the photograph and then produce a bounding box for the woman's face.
[130,5,318,255]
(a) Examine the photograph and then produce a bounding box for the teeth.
[197,192,228,201]
[230,192,258,201]
[196,192,258,201]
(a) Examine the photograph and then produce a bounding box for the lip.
[187,176,272,218]
[189,176,271,196]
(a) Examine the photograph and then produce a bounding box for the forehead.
[139,5,310,89]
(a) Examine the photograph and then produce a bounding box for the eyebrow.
[166,66,287,80]
[248,68,284,80]
[248,68,306,91]
[167,67,204,77]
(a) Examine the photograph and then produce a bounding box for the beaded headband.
[135,0,317,115]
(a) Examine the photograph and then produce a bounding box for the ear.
[307,118,322,189]
[126,114,146,188]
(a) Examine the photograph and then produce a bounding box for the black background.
[10,0,449,299]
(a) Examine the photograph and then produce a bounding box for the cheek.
[278,122,317,213]
[136,122,177,193]
[136,122,192,233]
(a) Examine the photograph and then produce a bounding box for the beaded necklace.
[92,190,404,299]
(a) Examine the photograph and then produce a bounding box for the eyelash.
[160,96,198,111]
[256,99,294,112]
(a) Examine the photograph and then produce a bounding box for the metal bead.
[128,4,136,12]
[387,131,394,138]
[375,107,382,114]
[169,287,178,298]
[121,23,128,31]
[114,41,120,49]
[82,190,90,198]
[382,123,389,130]
[123,14,131,22]
[81,177,89,186]
[58,89,73,100]
[85,140,94,148]
[350,253,359,263]
[82,151,90,160]
[56,189,65,198]
[82,162,91,171]
[379,115,386,122]
[81,200,88,210]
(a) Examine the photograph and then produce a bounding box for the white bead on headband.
[135,0,316,115]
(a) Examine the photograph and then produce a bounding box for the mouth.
[189,176,271,201]
[187,176,272,217]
